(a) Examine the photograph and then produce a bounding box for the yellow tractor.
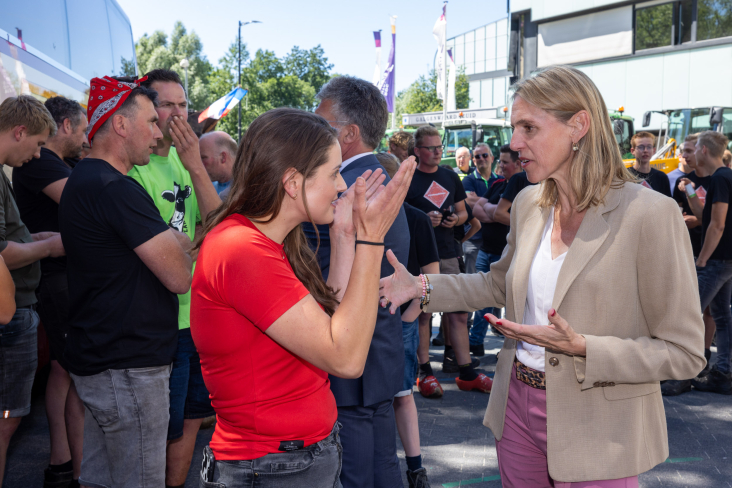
[633,107,732,174]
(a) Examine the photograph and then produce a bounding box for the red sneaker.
[417,375,444,398]
[456,373,493,393]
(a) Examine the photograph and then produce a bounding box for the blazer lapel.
[551,184,622,311]
[511,205,548,323]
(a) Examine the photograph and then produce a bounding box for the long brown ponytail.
[197,108,339,315]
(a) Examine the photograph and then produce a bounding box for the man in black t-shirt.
[494,170,537,225]
[681,131,732,395]
[628,132,671,197]
[405,126,493,394]
[13,96,87,486]
[59,76,193,487]
[470,145,523,355]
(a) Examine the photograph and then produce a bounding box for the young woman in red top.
[191,108,415,487]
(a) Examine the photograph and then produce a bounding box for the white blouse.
[516,207,567,372]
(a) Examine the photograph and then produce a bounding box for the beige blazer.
[425,181,705,482]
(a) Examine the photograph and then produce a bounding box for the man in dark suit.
[304,76,409,488]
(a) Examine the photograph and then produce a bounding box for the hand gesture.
[331,169,387,238]
[352,157,416,242]
[440,213,458,228]
[485,309,587,356]
[379,250,423,314]
[427,211,443,227]
[678,177,694,194]
[169,116,203,173]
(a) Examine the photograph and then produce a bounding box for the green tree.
[134,21,213,110]
[283,45,334,95]
[402,67,470,117]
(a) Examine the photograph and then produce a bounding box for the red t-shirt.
[191,214,337,460]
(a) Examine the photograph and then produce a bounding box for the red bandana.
[86,76,148,146]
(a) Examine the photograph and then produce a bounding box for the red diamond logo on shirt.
[424,181,450,209]
[640,179,652,189]
[697,186,707,205]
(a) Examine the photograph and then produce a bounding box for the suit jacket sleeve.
[576,196,706,389]
[422,185,525,314]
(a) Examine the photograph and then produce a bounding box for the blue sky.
[115,0,508,92]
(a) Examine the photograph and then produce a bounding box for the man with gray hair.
[200,131,237,195]
[305,75,410,488]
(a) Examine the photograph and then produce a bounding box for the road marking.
[442,475,501,487]
[665,457,703,463]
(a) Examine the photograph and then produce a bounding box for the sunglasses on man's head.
[475,153,491,159]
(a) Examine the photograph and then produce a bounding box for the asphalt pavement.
[4,318,732,488]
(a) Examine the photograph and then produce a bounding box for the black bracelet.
[356,240,385,246]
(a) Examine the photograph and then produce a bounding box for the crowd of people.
[0,62,726,488]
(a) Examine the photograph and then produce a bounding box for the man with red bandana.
[58,76,194,488]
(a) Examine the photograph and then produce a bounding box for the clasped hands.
[331,157,417,239]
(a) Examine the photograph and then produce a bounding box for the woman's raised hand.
[331,169,387,237]
[484,309,587,356]
[352,157,416,242]
[379,250,423,315]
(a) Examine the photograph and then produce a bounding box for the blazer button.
[593,382,601,387]
[549,357,559,367]
[600,382,608,387]
[608,382,615,386]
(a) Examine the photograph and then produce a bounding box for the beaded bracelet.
[419,274,432,307]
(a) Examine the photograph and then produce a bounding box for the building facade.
[0,0,136,106]
[450,0,732,131]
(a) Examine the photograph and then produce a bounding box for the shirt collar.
[472,169,495,181]
[340,152,373,172]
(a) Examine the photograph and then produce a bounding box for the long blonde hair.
[510,65,634,211]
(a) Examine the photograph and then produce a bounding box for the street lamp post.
[179,58,190,105]
[238,20,262,142]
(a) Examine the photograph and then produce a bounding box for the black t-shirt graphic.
[401,203,440,314]
[501,172,535,203]
[58,158,178,376]
[13,147,73,274]
[406,166,467,259]
[672,171,711,257]
[628,167,672,198]
[481,178,510,255]
[702,166,732,261]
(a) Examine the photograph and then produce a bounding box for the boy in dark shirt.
[13,96,87,486]
[682,131,732,394]
[405,126,492,394]
[628,131,671,197]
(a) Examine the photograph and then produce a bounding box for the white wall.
[512,0,628,22]
[575,44,732,129]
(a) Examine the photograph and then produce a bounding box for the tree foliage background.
[133,21,469,138]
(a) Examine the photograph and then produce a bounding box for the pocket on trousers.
[78,371,120,427]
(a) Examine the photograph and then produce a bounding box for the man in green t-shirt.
[131,69,222,488]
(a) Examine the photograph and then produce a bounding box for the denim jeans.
[462,238,482,274]
[168,328,215,440]
[395,319,419,396]
[470,251,503,346]
[72,365,172,488]
[199,422,343,488]
[697,260,732,373]
[0,307,39,417]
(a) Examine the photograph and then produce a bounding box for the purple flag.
[379,17,396,112]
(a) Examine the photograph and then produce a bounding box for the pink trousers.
[495,364,639,488]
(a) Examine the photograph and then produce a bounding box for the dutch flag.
[198,87,248,123]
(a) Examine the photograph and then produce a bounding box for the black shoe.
[661,379,691,396]
[43,467,73,488]
[432,331,444,347]
[698,362,711,378]
[406,467,431,488]
[443,349,479,373]
[691,368,732,394]
[469,343,485,357]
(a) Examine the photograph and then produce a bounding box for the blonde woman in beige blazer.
[379,66,705,487]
